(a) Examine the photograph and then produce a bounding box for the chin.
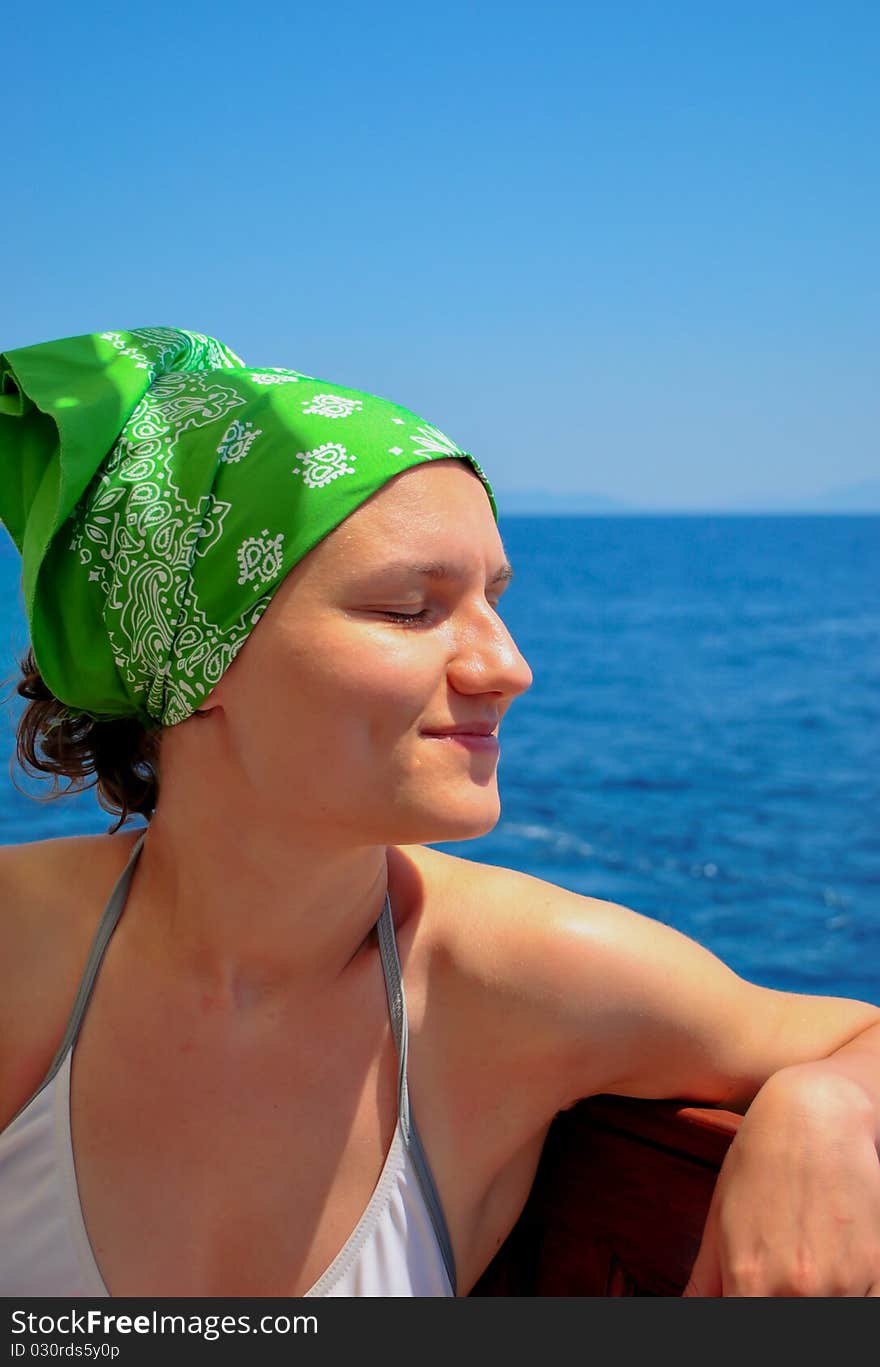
[400,800,502,846]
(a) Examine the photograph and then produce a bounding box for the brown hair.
[4,646,161,833]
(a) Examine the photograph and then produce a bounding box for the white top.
[0,832,456,1298]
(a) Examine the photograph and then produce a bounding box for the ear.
[193,684,219,718]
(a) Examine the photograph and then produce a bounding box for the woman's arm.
[683,1027,880,1296]
[453,864,880,1114]
[451,861,880,1296]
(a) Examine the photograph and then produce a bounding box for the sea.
[1,514,877,1006]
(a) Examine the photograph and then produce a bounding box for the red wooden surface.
[470,1093,742,1296]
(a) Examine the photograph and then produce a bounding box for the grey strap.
[376,897,458,1296]
[5,828,147,1129]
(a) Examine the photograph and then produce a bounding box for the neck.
[127,800,391,1004]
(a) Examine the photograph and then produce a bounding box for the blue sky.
[4,1,878,511]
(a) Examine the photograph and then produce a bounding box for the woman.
[0,327,878,1298]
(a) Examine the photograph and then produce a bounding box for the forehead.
[314,461,501,569]
[355,459,489,521]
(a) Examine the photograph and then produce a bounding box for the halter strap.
[6,830,457,1293]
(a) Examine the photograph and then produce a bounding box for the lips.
[422,722,499,737]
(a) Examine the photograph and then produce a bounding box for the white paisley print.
[237,531,286,587]
[408,422,464,460]
[291,442,357,489]
[218,419,263,464]
[301,394,364,419]
[249,370,303,385]
[100,328,242,384]
[69,371,262,724]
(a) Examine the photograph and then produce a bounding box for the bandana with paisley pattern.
[0,328,496,726]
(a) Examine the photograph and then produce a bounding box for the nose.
[447,607,534,702]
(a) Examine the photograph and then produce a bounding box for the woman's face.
[203,459,534,846]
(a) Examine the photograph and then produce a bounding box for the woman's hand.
[683,1066,880,1296]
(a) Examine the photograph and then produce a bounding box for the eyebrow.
[365,560,515,585]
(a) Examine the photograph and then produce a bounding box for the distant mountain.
[725,479,880,514]
[493,480,880,516]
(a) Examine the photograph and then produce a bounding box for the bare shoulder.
[0,828,141,1127]
[401,843,880,1120]
[391,844,623,1121]
[397,840,625,983]
[0,827,140,933]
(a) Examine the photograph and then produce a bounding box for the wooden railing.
[470,1094,742,1296]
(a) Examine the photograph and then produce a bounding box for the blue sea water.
[1,514,877,1006]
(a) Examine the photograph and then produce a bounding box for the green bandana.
[0,327,497,727]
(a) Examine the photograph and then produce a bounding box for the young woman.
[0,328,878,1298]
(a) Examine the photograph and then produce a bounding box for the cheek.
[276,637,438,733]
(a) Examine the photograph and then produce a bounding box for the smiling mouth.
[423,732,499,750]
[421,721,499,739]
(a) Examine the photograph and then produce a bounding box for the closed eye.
[381,609,431,624]
[380,602,504,626]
